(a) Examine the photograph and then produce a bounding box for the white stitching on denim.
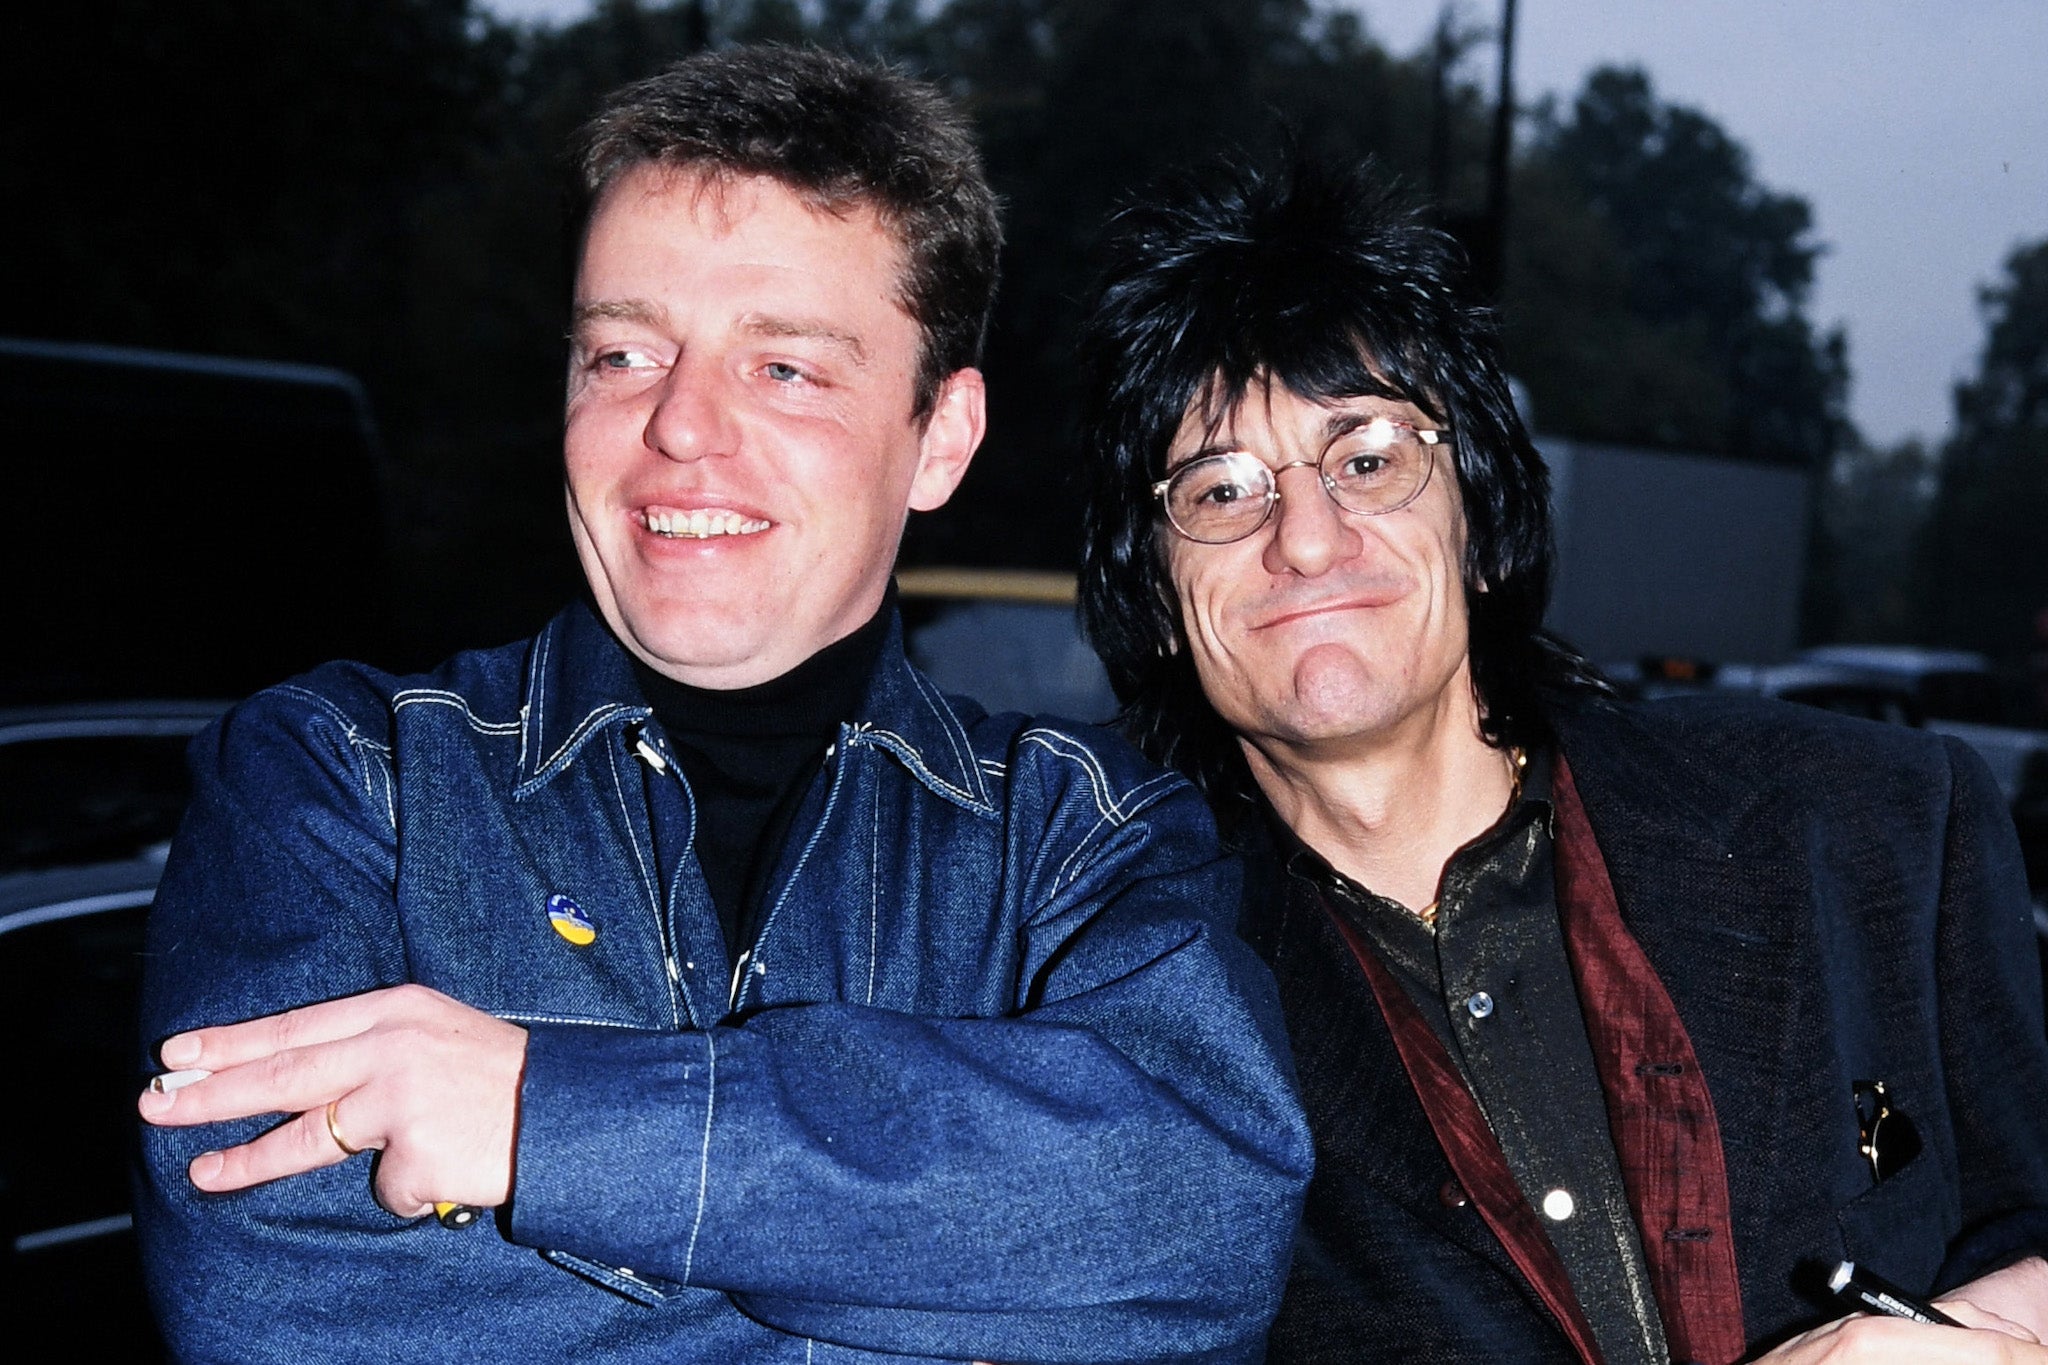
[904,666,987,803]
[866,797,881,1006]
[658,748,702,1027]
[273,687,398,828]
[843,723,997,816]
[336,721,394,827]
[391,689,522,733]
[1052,810,1118,888]
[516,703,647,795]
[1121,768,1183,809]
[525,620,551,773]
[1018,729,1124,820]
[361,731,397,830]
[272,684,369,736]
[603,739,683,1029]
[750,736,849,975]
[496,1012,652,1029]
[1049,770,1184,888]
[1048,773,1182,889]
[681,1029,716,1283]
[1009,731,1188,887]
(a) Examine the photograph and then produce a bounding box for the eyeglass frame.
[1149,421,1449,545]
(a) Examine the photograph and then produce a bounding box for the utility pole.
[1429,6,1456,205]
[1479,0,1518,300]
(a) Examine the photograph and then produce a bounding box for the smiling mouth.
[1255,594,1400,629]
[642,509,772,539]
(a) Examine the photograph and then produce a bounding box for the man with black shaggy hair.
[1076,152,2048,1364]
[135,47,1308,1365]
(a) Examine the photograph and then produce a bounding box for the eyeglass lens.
[1161,419,1435,544]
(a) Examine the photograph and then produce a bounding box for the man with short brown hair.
[136,48,1308,1365]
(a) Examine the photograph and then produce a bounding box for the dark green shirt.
[1278,753,1669,1365]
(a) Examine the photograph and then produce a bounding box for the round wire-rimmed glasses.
[1151,418,1448,545]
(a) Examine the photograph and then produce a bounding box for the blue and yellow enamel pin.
[546,893,596,946]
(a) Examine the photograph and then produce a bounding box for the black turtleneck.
[630,596,891,967]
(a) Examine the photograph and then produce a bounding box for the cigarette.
[150,1068,213,1094]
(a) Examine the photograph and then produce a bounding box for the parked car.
[1,700,226,1356]
[0,337,394,705]
[1716,647,2048,809]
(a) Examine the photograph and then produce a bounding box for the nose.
[1262,462,1363,578]
[643,355,738,463]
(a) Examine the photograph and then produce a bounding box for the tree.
[1804,436,1938,644]
[904,0,1460,568]
[1504,67,1849,467]
[18,3,1873,654]
[1918,238,2048,661]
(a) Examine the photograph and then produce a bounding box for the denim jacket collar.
[514,598,994,816]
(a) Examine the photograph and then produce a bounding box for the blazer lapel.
[1552,703,1828,1296]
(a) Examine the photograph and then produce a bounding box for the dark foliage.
[0,1,1868,674]
[1919,239,2048,661]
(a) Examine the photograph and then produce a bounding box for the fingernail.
[160,1035,202,1067]
[139,1088,172,1119]
[190,1151,225,1186]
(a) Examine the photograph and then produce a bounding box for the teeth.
[643,510,771,539]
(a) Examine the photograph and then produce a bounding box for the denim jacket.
[137,602,1311,1364]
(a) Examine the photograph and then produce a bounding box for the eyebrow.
[567,302,869,368]
[1163,442,1245,476]
[1322,410,1408,442]
[739,313,868,366]
[1163,408,1414,474]
[571,298,670,332]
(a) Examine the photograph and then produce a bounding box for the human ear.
[907,368,986,512]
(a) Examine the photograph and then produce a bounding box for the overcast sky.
[483,0,2048,450]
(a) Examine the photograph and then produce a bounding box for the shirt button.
[1542,1188,1575,1221]
[1437,1179,1470,1209]
[1465,991,1495,1019]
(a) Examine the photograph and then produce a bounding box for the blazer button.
[1437,1179,1470,1209]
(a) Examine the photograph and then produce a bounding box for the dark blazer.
[1244,695,2048,1363]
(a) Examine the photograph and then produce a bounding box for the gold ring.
[325,1099,362,1157]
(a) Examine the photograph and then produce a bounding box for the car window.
[0,736,193,873]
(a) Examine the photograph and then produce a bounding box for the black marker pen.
[1828,1260,1962,1328]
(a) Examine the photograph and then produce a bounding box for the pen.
[1828,1260,1962,1327]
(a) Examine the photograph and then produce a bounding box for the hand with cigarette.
[138,983,528,1219]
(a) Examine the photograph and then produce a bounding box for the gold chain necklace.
[1416,745,1526,927]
